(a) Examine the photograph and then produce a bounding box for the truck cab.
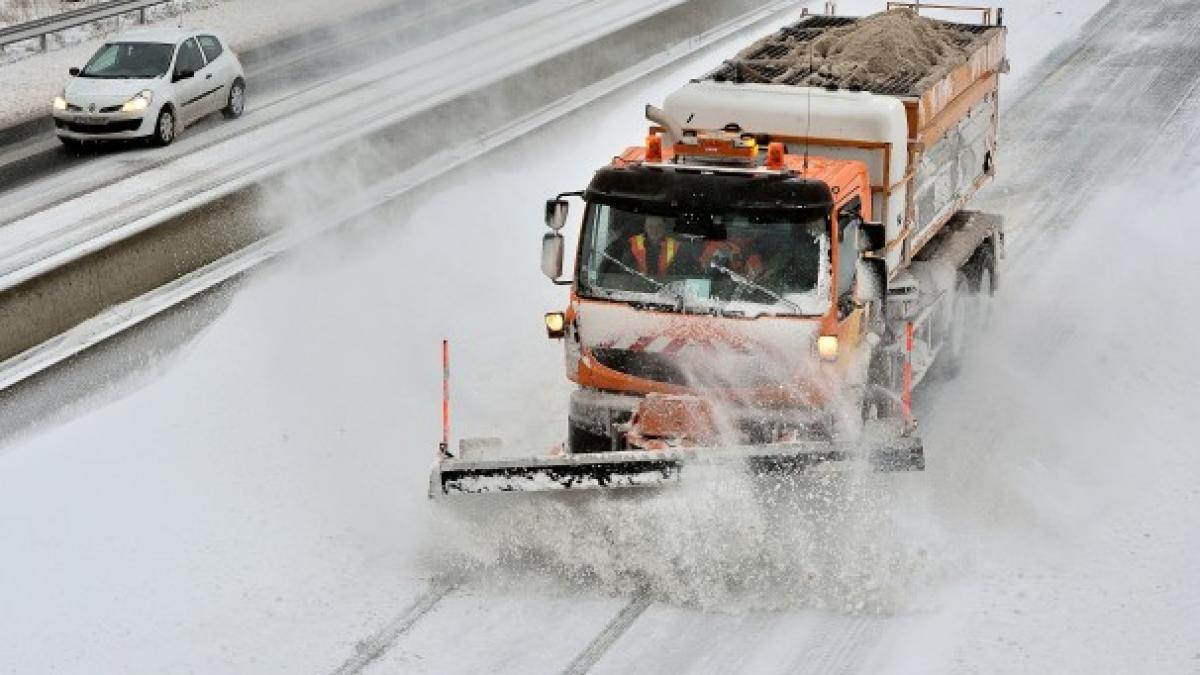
[543,129,887,453]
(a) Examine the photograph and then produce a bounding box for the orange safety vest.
[697,240,744,269]
[629,235,679,275]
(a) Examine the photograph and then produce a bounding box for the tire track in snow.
[560,594,654,675]
[985,0,1200,273]
[792,615,885,675]
[329,577,460,675]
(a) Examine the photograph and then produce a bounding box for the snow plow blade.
[429,433,924,497]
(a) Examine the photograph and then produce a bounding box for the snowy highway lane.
[5,0,1200,673]
[0,0,531,198]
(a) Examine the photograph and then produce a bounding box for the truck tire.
[965,244,997,334]
[932,272,970,379]
[568,420,612,454]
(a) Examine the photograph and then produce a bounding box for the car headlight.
[53,95,67,111]
[121,90,153,113]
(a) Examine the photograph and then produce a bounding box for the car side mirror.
[545,199,568,231]
[174,69,195,82]
[541,232,565,281]
[68,67,80,76]
[859,221,886,253]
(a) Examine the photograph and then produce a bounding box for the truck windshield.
[577,202,831,317]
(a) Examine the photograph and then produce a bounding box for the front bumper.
[53,111,151,139]
[430,422,924,497]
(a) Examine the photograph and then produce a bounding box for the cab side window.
[198,35,223,63]
[175,37,206,78]
[836,196,863,314]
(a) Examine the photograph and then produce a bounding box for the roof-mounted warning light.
[766,142,786,170]
[645,133,663,162]
[672,130,758,165]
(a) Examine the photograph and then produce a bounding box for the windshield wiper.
[708,261,804,314]
[595,249,691,310]
[597,249,660,290]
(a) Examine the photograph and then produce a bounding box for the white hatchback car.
[52,28,245,148]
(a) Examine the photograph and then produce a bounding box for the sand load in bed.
[706,9,994,95]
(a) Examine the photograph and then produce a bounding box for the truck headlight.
[545,312,566,339]
[121,90,153,113]
[816,335,839,362]
[53,96,67,111]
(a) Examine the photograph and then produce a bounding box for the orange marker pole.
[440,339,450,458]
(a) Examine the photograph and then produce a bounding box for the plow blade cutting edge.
[429,434,924,497]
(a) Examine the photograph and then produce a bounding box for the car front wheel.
[150,106,176,147]
[222,79,245,119]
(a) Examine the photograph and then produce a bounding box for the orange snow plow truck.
[432,4,1008,496]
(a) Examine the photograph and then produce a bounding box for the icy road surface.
[5,0,1199,673]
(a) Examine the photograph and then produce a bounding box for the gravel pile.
[735,9,986,91]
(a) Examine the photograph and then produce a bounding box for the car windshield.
[577,202,831,317]
[80,42,173,79]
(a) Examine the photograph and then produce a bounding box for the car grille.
[56,119,142,134]
[100,105,123,113]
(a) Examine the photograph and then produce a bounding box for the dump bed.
[662,8,1007,272]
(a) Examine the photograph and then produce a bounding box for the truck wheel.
[965,245,997,334]
[865,344,898,419]
[568,420,612,454]
[932,272,970,379]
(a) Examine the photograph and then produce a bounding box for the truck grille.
[592,348,688,385]
[591,348,787,388]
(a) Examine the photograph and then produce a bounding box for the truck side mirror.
[541,232,564,281]
[545,199,568,231]
[860,221,886,253]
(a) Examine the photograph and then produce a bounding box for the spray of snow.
[430,466,950,614]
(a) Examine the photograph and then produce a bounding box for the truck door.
[835,197,863,318]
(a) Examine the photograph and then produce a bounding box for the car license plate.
[75,116,106,124]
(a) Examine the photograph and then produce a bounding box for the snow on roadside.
[0,0,395,129]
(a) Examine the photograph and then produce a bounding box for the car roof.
[110,28,214,44]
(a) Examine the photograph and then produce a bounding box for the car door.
[172,37,210,125]
[196,35,231,114]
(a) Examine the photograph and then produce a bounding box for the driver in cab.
[622,215,682,277]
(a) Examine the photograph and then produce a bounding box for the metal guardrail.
[0,0,177,50]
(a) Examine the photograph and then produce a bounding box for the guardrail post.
[140,7,147,24]
[39,33,47,52]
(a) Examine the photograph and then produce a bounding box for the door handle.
[206,73,212,79]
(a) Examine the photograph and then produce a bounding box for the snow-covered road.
[7,1,1199,673]
[0,0,530,196]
